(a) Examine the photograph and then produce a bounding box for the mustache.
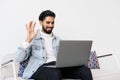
[47,27,53,29]
[42,26,53,34]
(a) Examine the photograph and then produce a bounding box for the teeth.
[47,28,52,30]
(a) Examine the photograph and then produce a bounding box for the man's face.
[40,16,55,34]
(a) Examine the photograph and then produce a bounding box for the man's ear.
[39,21,43,25]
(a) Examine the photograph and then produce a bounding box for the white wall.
[0,0,120,76]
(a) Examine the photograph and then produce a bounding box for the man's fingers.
[31,22,36,31]
[29,20,33,28]
[33,22,36,28]
[26,20,36,32]
[26,24,28,30]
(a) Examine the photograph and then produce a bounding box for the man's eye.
[46,22,50,24]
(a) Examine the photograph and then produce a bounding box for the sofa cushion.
[87,51,100,69]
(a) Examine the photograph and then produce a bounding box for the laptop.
[45,40,92,68]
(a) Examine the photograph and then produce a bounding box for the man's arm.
[15,41,31,62]
[15,21,39,62]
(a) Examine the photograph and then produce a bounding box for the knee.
[79,66,93,80]
[53,69,61,77]
[80,66,91,74]
[49,68,62,78]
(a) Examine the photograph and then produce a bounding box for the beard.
[42,26,53,34]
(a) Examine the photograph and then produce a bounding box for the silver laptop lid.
[56,40,92,68]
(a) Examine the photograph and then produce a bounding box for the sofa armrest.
[97,54,112,58]
[1,60,13,66]
[1,59,17,80]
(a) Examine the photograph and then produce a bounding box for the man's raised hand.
[26,21,39,43]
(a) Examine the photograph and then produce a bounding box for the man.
[15,10,93,80]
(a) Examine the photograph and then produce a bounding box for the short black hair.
[39,10,56,21]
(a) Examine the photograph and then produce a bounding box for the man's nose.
[49,23,53,27]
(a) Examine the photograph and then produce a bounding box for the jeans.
[30,61,93,80]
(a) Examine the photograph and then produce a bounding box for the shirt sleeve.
[21,40,31,49]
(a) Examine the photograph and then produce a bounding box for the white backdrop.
[0,0,120,74]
